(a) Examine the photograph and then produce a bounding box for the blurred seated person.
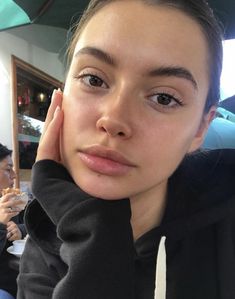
[202,108,235,149]
[0,144,27,299]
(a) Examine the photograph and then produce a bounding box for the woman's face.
[61,1,213,200]
[0,155,16,191]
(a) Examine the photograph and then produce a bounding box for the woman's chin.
[74,178,127,201]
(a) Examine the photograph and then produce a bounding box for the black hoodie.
[17,149,235,299]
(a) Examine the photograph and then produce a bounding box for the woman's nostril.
[96,117,132,138]
[118,132,125,136]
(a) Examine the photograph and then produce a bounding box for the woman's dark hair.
[0,143,12,162]
[67,0,224,112]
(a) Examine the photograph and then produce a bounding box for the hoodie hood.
[164,149,235,237]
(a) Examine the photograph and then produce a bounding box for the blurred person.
[0,144,26,299]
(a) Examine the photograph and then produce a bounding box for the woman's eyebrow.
[75,46,116,66]
[75,47,198,90]
[148,66,198,90]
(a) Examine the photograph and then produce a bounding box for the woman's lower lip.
[78,152,132,176]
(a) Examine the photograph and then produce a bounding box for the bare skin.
[0,193,21,225]
[7,221,22,241]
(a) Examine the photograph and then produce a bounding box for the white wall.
[0,30,64,149]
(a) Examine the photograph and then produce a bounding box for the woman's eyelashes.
[147,92,184,110]
[73,71,184,110]
[75,72,108,89]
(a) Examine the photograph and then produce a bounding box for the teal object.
[0,0,30,30]
[203,117,235,149]
[0,1,234,39]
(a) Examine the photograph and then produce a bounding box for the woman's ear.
[187,105,217,153]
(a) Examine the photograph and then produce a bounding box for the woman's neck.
[130,180,168,241]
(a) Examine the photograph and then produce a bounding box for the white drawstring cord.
[154,236,166,299]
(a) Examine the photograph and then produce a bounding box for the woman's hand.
[6,221,22,241]
[36,89,64,162]
[0,193,22,225]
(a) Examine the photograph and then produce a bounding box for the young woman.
[0,144,26,299]
[18,0,235,298]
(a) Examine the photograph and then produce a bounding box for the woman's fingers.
[0,194,21,211]
[0,194,24,214]
[7,223,22,241]
[0,193,14,203]
[0,207,19,224]
[7,221,14,229]
[41,89,63,136]
[36,89,64,162]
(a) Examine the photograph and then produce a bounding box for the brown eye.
[150,93,178,107]
[157,94,172,105]
[88,75,103,87]
[81,74,108,89]
[148,92,183,111]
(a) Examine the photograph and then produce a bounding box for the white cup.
[13,240,26,253]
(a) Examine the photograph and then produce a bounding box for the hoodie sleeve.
[18,160,135,299]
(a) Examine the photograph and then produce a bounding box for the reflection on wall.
[17,66,54,121]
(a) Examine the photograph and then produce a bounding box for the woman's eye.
[79,74,108,89]
[149,93,182,109]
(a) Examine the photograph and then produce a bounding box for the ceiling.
[7,24,68,53]
[11,0,235,39]
[3,0,235,55]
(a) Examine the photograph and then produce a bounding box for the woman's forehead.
[76,2,208,62]
[73,1,209,92]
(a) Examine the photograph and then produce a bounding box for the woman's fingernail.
[52,89,57,98]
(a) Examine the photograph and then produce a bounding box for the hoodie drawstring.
[154,236,166,299]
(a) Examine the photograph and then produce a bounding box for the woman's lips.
[78,146,136,176]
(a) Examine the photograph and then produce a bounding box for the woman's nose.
[96,116,132,138]
[96,95,133,139]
